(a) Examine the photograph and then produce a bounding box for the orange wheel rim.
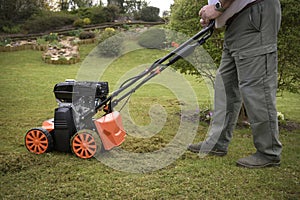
[25,130,48,154]
[72,133,97,159]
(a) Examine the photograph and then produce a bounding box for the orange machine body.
[94,111,126,150]
[40,111,126,151]
[42,119,55,133]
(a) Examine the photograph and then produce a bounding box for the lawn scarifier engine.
[25,21,215,159]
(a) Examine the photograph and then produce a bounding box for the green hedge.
[23,11,76,33]
[138,28,166,49]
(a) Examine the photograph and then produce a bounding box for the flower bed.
[0,40,47,52]
[42,37,80,65]
[0,31,98,65]
[0,40,51,52]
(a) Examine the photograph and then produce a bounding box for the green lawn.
[0,44,299,199]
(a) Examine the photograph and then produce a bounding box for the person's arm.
[199,0,235,27]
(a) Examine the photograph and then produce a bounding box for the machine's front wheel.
[71,130,101,159]
[25,128,53,154]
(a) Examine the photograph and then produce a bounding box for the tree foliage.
[107,0,147,15]
[71,5,120,24]
[107,0,152,20]
[168,0,203,36]
[277,0,300,93]
[107,0,125,13]
[59,0,95,11]
[139,6,160,22]
[0,0,47,22]
[168,0,222,80]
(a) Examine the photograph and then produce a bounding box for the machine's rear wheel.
[25,128,53,154]
[71,130,100,159]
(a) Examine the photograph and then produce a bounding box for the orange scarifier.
[25,80,126,159]
[25,21,215,159]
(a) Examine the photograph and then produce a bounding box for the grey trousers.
[206,0,282,160]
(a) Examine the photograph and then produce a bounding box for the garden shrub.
[2,25,21,34]
[36,37,48,45]
[98,28,117,43]
[98,33,124,57]
[66,29,82,37]
[83,18,91,25]
[138,28,166,49]
[79,31,95,39]
[73,18,85,27]
[0,38,12,46]
[23,11,76,33]
[70,7,92,19]
[43,33,59,42]
[122,24,130,31]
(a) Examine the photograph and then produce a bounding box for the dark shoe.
[187,142,227,156]
[236,153,280,168]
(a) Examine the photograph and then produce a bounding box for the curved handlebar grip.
[205,20,215,31]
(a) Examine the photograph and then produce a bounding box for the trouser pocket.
[265,51,277,76]
[234,44,278,82]
[249,1,263,31]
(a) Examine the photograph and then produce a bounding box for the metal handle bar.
[95,21,215,113]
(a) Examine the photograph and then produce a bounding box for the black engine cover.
[54,81,109,103]
[53,106,77,152]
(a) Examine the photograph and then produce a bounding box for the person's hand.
[199,5,223,27]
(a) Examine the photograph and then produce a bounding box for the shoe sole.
[236,161,281,169]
